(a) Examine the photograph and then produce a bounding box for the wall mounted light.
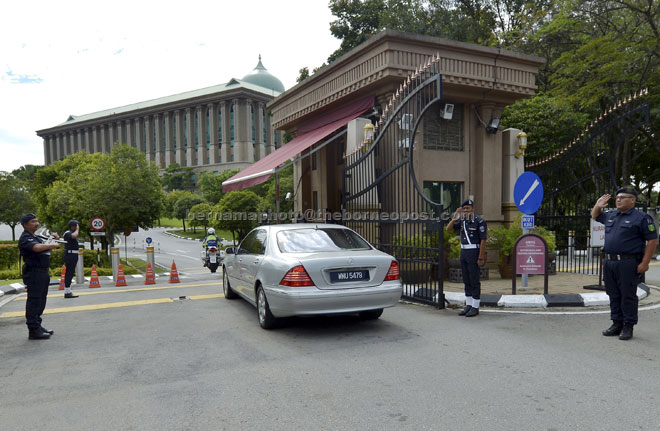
[442,103,454,120]
[515,131,528,158]
[485,117,500,134]
[363,122,374,143]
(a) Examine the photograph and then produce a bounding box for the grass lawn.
[157,217,184,228]
[1,278,22,285]
[121,257,167,274]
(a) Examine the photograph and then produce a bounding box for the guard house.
[224,30,545,224]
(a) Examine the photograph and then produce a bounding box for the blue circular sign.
[514,171,544,215]
[145,237,152,245]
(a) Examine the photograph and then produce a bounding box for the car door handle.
[253,258,260,265]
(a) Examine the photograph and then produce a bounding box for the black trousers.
[24,269,50,330]
[603,259,640,325]
[64,253,78,287]
[460,248,481,300]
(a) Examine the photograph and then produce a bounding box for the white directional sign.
[90,217,106,231]
[522,215,535,229]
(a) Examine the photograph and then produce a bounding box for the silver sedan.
[222,223,402,329]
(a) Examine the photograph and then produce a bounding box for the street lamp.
[515,131,528,158]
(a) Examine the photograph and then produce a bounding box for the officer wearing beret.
[592,187,658,340]
[62,220,80,298]
[18,214,61,340]
[447,199,487,317]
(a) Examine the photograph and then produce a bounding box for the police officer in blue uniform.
[62,220,80,298]
[18,213,61,340]
[592,187,658,340]
[447,199,487,317]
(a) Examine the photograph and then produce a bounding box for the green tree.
[0,172,35,240]
[197,169,239,205]
[161,163,195,191]
[164,190,190,218]
[173,193,205,232]
[257,165,295,217]
[211,190,262,243]
[188,202,213,232]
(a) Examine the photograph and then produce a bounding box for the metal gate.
[525,90,651,274]
[342,56,447,307]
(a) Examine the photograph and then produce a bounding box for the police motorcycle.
[201,229,220,273]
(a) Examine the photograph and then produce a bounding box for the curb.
[441,283,651,308]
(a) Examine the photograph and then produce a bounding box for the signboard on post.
[521,215,535,229]
[590,218,605,247]
[514,172,544,215]
[145,237,153,245]
[90,217,105,231]
[512,233,549,294]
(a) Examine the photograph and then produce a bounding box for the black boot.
[28,329,50,340]
[602,321,623,336]
[40,326,54,335]
[619,324,634,340]
[459,305,472,316]
[465,307,479,317]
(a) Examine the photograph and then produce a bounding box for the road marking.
[0,293,224,318]
[13,282,220,301]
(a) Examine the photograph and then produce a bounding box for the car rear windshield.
[277,228,372,253]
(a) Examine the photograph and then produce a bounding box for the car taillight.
[209,248,217,252]
[280,265,315,287]
[384,261,399,281]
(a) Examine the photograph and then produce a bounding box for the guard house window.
[424,103,463,151]
[423,181,463,218]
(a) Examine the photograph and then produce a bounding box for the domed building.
[36,57,286,176]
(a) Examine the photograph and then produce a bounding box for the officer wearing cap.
[446,199,487,317]
[62,220,80,299]
[592,186,658,340]
[18,213,61,340]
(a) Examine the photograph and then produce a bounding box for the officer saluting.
[62,220,80,298]
[446,199,487,317]
[18,213,61,340]
[592,186,658,340]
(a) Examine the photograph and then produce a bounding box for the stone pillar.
[84,128,91,153]
[126,120,134,148]
[53,134,60,161]
[197,105,208,166]
[43,138,51,165]
[185,108,195,167]
[76,129,83,153]
[135,118,143,153]
[164,112,175,167]
[175,110,185,165]
[221,101,231,163]
[108,123,116,149]
[145,116,153,163]
[154,113,163,167]
[209,103,218,165]
[101,125,109,153]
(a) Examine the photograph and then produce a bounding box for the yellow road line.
[0,293,225,318]
[14,282,220,301]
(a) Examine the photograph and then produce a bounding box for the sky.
[0,0,341,173]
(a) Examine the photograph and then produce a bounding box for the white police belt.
[461,244,479,249]
[66,250,80,254]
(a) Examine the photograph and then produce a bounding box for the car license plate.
[330,270,368,283]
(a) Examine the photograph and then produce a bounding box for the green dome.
[242,55,285,93]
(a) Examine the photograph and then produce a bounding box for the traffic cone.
[144,262,156,285]
[58,265,66,290]
[169,261,180,283]
[115,264,128,287]
[88,265,101,288]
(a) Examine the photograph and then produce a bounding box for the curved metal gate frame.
[342,55,448,307]
[525,90,651,274]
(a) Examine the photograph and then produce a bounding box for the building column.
[164,112,174,167]
[185,108,195,167]
[83,128,91,153]
[126,120,133,148]
[145,116,154,163]
[134,118,143,153]
[175,110,185,165]
[153,113,163,167]
[43,137,51,165]
[108,123,116,150]
[209,103,218,165]
[221,101,231,163]
[197,105,208,166]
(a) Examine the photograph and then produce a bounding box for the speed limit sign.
[90,217,105,231]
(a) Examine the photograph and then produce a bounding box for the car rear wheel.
[222,267,238,299]
[359,308,383,320]
[256,285,277,329]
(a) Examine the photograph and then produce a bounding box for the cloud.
[3,69,43,84]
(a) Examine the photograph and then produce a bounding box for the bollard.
[146,246,155,270]
[568,230,575,263]
[75,247,85,285]
[133,238,135,252]
[111,247,120,283]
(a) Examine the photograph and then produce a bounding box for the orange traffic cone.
[144,262,156,285]
[169,261,180,283]
[88,264,101,288]
[58,265,66,290]
[115,264,128,287]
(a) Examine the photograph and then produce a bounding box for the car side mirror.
[225,247,235,255]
